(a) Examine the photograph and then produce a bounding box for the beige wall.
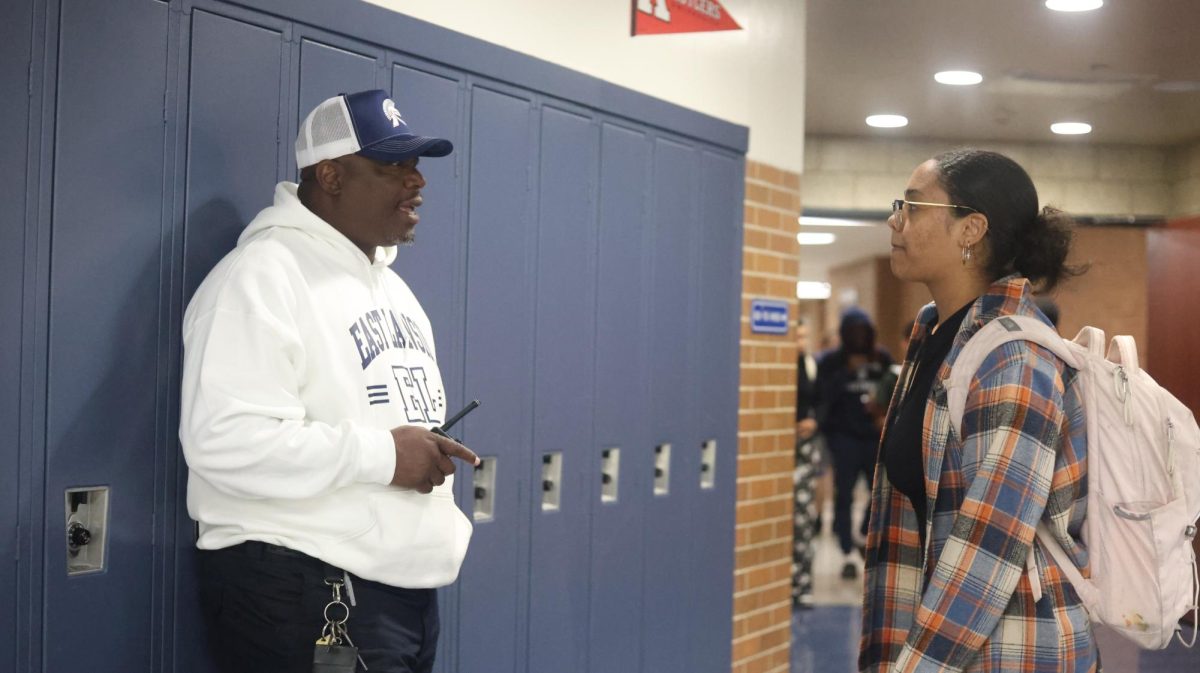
[1054,227,1149,364]
[804,137,1174,217]
[1169,141,1200,217]
[364,0,808,173]
[825,257,878,344]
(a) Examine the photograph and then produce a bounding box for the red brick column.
[732,161,801,673]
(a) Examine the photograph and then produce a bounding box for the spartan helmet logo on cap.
[382,99,403,128]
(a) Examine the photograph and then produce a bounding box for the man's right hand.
[389,426,480,493]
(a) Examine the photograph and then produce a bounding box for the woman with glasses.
[859,149,1096,672]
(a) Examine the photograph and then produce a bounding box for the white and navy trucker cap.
[295,89,453,169]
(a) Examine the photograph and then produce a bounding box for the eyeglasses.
[891,199,979,223]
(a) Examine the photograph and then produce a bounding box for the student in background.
[814,308,893,580]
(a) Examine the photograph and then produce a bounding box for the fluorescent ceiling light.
[797,232,836,245]
[934,70,983,86]
[796,282,832,300]
[798,216,875,228]
[1045,0,1103,11]
[1050,121,1092,135]
[865,114,908,128]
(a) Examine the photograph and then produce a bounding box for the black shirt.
[882,302,972,543]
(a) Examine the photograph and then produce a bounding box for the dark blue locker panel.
[296,36,379,168]
[388,60,468,673]
[458,85,537,673]
[589,122,652,673]
[389,62,468,419]
[642,137,699,673]
[687,151,743,673]
[528,105,599,673]
[176,11,287,673]
[182,10,287,301]
[43,1,168,671]
[0,1,33,667]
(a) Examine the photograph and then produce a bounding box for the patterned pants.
[792,437,821,604]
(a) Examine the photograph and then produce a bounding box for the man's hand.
[797,418,817,440]
[389,426,480,493]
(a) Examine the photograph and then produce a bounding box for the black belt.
[229,541,347,588]
[227,540,317,562]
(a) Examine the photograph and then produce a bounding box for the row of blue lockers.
[0,1,747,672]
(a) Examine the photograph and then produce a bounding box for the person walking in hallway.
[180,89,479,673]
[860,149,1095,672]
[815,308,893,580]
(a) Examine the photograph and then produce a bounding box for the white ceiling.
[805,0,1200,146]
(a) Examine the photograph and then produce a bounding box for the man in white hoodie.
[180,89,479,673]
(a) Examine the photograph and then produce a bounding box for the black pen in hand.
[431,400,480,464]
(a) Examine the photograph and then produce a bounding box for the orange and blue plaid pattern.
[859,277,1098,672]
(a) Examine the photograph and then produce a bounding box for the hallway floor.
[792,498,1200,672]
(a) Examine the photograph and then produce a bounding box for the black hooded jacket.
[814,308,893,439]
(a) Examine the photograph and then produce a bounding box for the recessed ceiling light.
[796,282,832,300]
[1045,0,1103,12]
[797,232,836,246]
[1050,121,1092,135]
[934,70,983,86]
[865,114,908,128]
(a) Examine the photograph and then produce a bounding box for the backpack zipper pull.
[1166,418,1176,477]
[1113,367,1133,426]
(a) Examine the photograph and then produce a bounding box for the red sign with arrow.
[632,0,742,36]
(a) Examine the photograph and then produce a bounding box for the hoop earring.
[961,245,973,265]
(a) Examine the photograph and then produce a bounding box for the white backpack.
[946,315,1200,649]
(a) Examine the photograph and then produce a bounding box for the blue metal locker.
[296,35,380,170]
[42,1,169,671]
[527,104,599,673]
[6,3,750,671]
[642,136,700,673]
[457,84,538,673]
[389,60,469,422]
[175,10,289,672]
[1,1,34,668]
[687,151,743,673]
[589,122,653,673]
[388,58,470,673]
[180,9,288,300]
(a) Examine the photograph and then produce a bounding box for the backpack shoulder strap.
[946,315,1077,438]
[946,316,1100,609]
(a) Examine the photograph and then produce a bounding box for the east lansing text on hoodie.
[180,182,471,588]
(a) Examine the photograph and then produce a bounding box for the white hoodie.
[180,182,471,588]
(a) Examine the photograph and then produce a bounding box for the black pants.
[197,542,439,673]
[828,432,877,555]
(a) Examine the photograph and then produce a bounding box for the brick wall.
[732,161,801,673]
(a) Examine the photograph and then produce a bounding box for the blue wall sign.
[750,299,789,335]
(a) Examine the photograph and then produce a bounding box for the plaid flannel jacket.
[859,277,1098,672]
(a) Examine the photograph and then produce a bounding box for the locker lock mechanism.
[64,486,109,575]
[67,521,93,552]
